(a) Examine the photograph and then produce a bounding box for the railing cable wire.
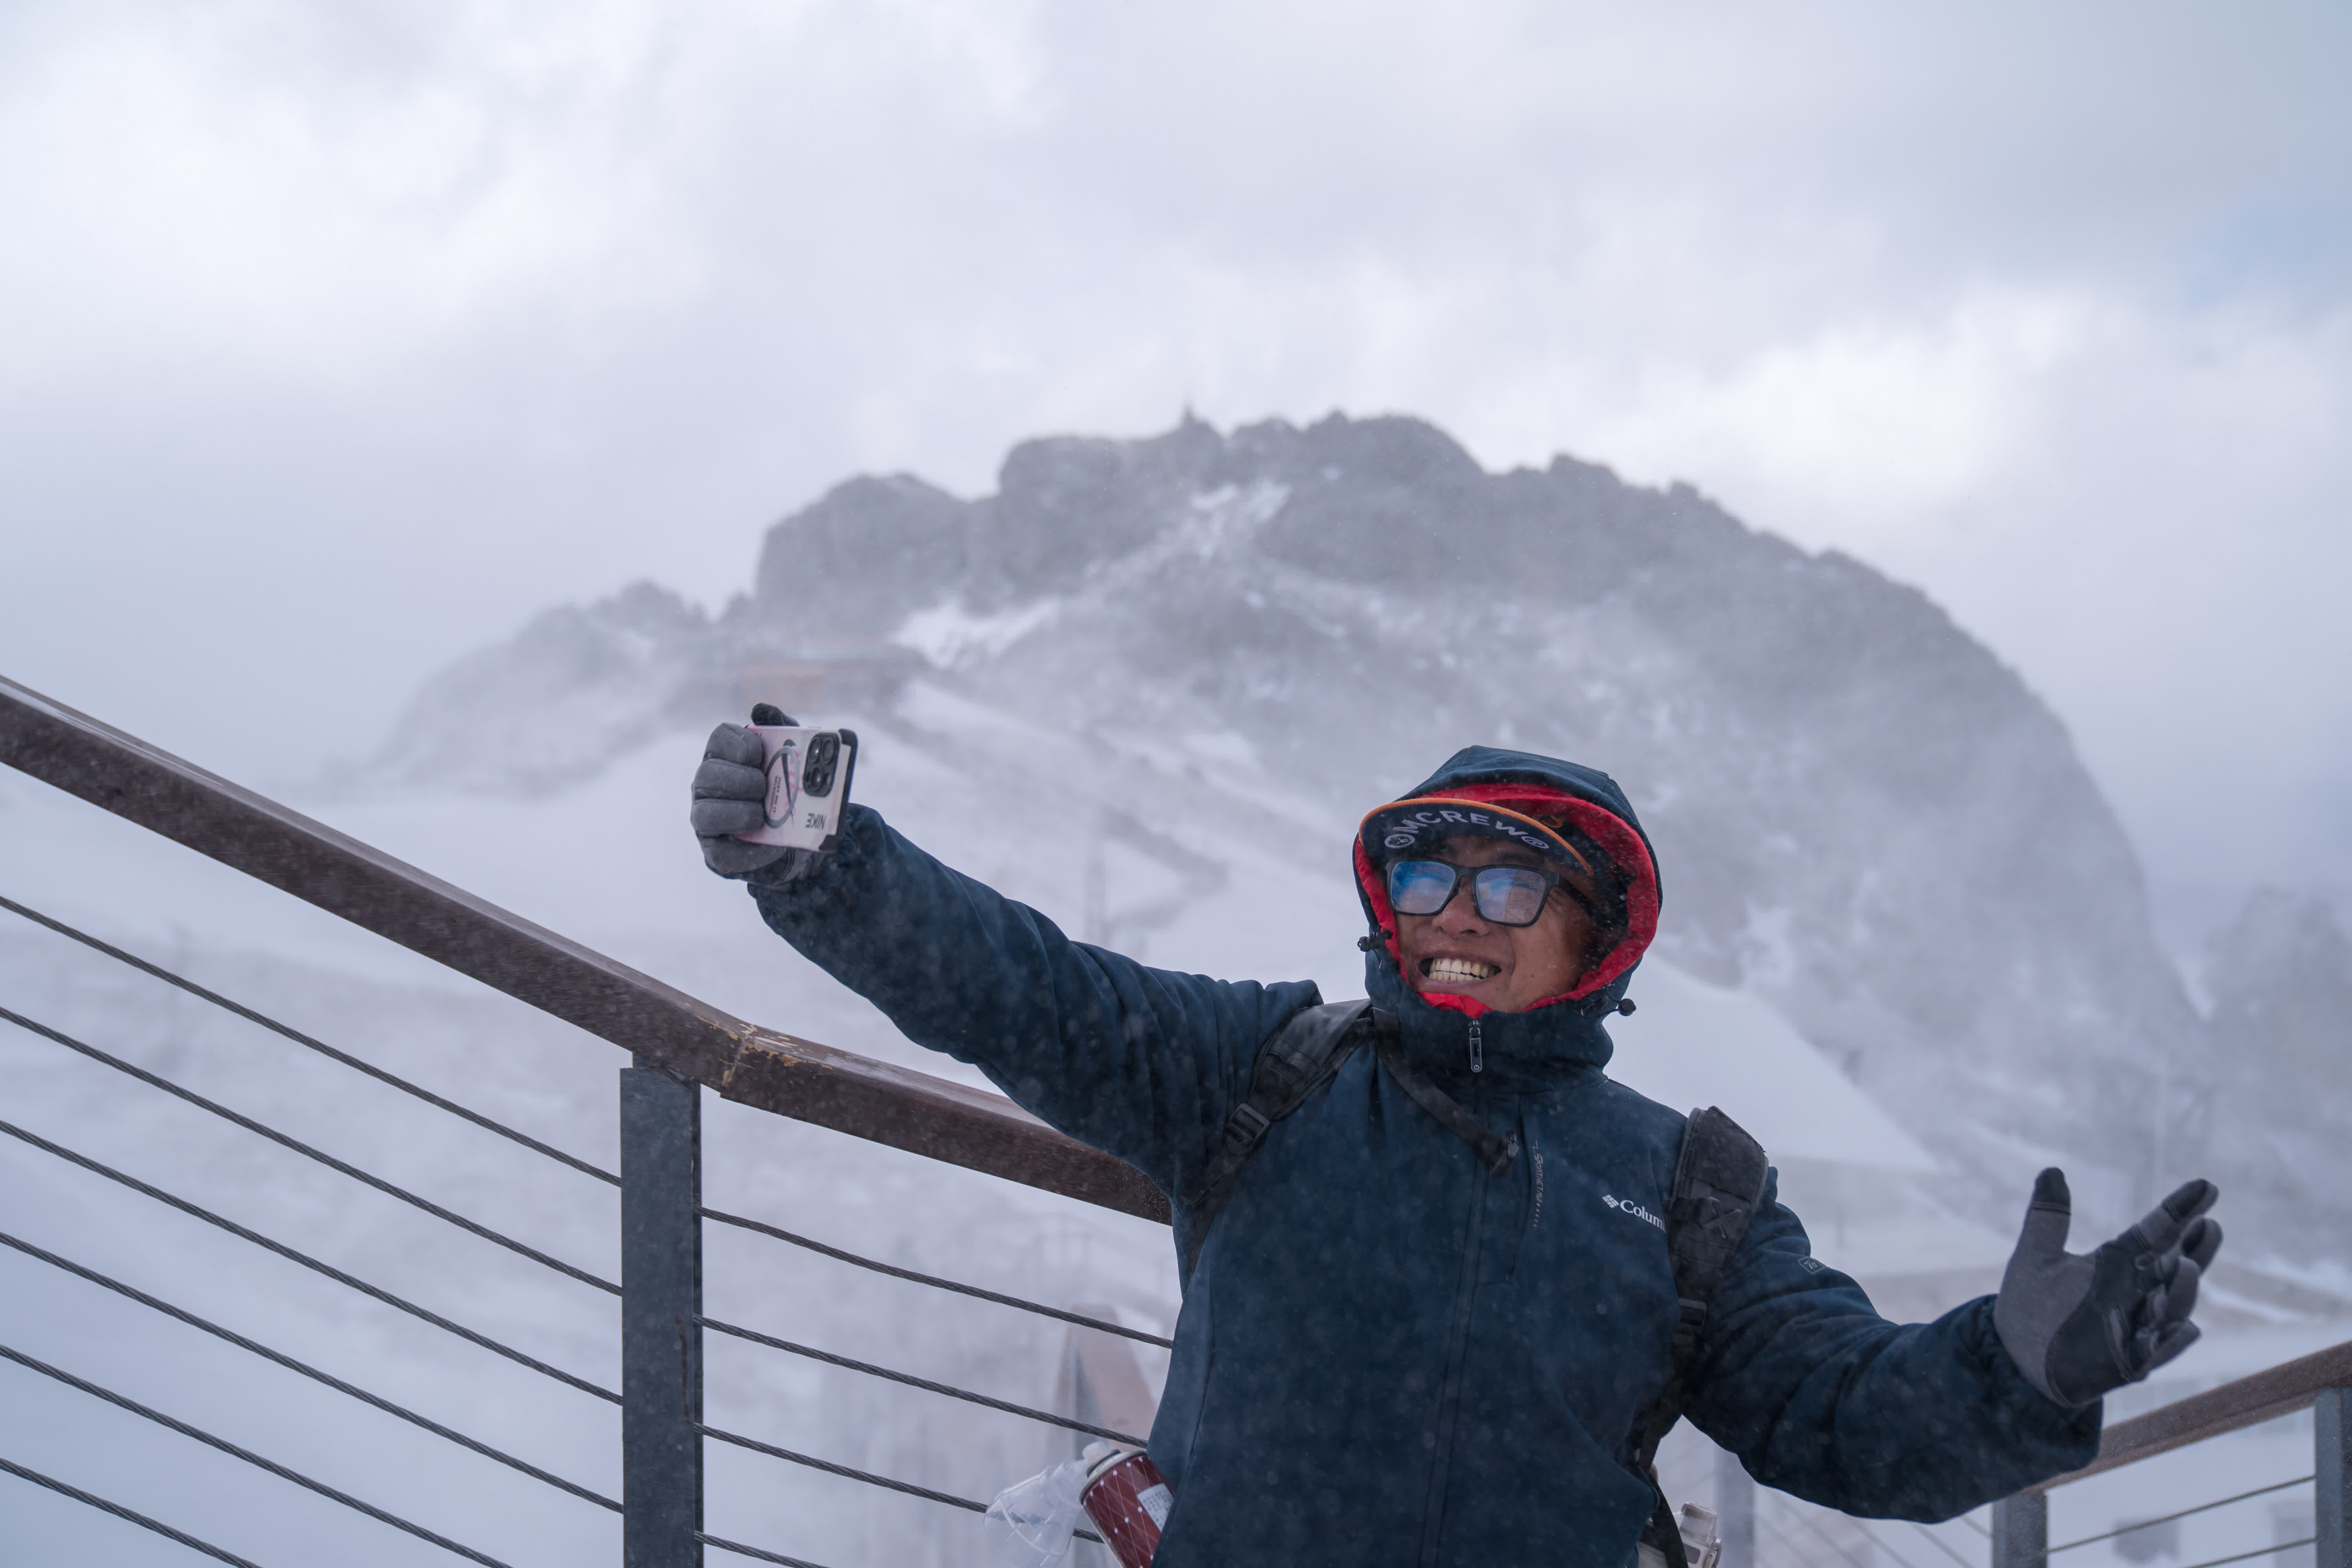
[0,1454,269,1568]
[2177,1540,2316,1568]
[0,1004,618,1295]
[1843,1514,1927,1568]
[0,893,619,1186]
[1770,1495,1876,1568]
[700,1314,1146,1445]
[0,1228,618,1512]
[2047,1474,2315,1555]
[700,1206,1173,1348]
[694,1424,1106,1545]
[0,1118,619,1405]
[0,1343,516,1568]
[697,1531,835,1567]
[697,1421,989,1514]
[1904,1516,1981,1568]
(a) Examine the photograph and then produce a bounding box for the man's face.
[1392,835,1599,1014]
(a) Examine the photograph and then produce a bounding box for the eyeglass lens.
[1385,861,1552,926]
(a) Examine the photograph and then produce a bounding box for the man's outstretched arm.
[1682,1171,2218,1520]
[692,719,1315,1195]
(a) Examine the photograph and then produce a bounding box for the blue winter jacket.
[746,747,2099,1568]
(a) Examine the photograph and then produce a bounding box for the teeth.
[1426,957,1500,983]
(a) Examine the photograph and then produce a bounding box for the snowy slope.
[9,410,2344,1565]
[1607,965,1935,1173]
[360,412,2240,1248]
[2,665,2334,1567]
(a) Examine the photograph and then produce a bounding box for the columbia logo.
[1602,1193,1665,1231]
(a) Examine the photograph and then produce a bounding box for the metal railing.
[1990,1335,2352,1568]
[0,897,622,1563]
[0,673,1168,1564]
[8,669,2351,1568]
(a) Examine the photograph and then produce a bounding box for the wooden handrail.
[0,675,1171,1225]
[2033,1335,2352,1489]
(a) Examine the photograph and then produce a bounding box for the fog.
[4,4,2351,1565]
[1,0,2348,911]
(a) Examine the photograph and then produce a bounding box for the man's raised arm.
[1685,1171,2220,1521]
[690,716,1317,1197]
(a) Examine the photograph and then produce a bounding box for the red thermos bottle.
[1079,1444,1172,1568]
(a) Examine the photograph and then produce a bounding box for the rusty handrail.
[0,675,1170,1224]
[2030,1335,2352,1489]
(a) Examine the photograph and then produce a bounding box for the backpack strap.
[1179,1000,1378,1285]
[1632,1106,1770,1568]
[1368,1025,1517,1177]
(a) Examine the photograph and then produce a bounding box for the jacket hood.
[1355,745,1662,1029]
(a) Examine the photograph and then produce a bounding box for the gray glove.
[690,705,825,883]
[1994,1168,2222,1408]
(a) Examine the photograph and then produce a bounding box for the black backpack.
[1181,1000,1771,1568]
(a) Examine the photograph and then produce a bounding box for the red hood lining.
[1353,783,1660,1015]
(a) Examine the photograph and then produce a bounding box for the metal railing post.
[2319,1388,2350,1568]
[623,1060,703,1568]
[1713,1445,1755,1568]
[1992,1491,2047,1568]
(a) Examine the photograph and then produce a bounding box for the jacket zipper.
[1467,1017,1483,1074]
[1417,1073,1495,1566]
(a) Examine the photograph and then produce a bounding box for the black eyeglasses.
[1386,859,1592,927]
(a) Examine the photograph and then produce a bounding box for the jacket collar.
[1364,946,1618,1096]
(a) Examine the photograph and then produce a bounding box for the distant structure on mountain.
[372,411,2332,1274]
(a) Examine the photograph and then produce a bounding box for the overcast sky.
[2,0,2346,915]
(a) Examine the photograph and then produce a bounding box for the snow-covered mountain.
[12,412,2344,1568]
[2203,892,2352,1291]
[370,411,2233,1251]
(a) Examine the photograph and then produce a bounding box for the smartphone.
[735,726,859,852]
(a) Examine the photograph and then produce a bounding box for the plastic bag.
[984,1459,1090,1568]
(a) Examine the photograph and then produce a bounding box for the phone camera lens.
[803,733,839,797]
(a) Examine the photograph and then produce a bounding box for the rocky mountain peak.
[367,411,2284,1251]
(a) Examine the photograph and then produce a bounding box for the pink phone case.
[735,726,858,852]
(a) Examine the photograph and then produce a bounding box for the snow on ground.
[1608,961,1937,1172]
[2,708,2343,1567]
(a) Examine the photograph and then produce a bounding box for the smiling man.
[692,733,2221,1568]
[1375,808,1616,1016]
